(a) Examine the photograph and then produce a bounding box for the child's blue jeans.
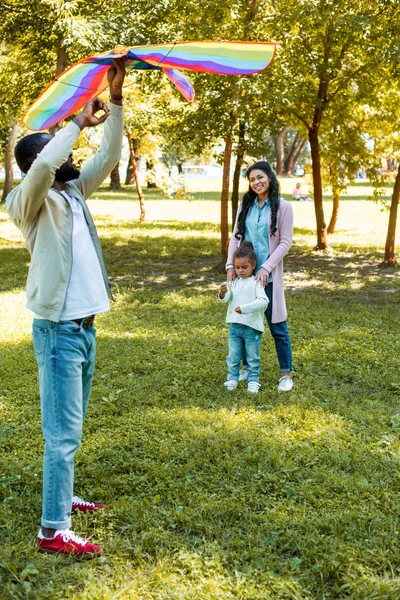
[227,323,262,383]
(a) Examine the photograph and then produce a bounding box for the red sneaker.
[72,495,110,514]
[36,529,102,558]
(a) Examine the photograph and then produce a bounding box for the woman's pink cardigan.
[226,199,293,324]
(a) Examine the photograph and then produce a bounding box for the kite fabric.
[22,41,278,131]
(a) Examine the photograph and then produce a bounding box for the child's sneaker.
[72,496,110,514]
[247,381,261,393]
[36,528,102,558]
[224,380,238,390]
[239,369,248,381]
[278,376,294,392]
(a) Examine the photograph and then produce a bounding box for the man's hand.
[108,58,126,104]
[73,98,110,130]
[219,283,228,299]
[235,306,242,314]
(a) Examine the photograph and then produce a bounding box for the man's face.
[55,153,80,183]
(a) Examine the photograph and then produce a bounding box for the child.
[292,182,309,201]
[219,242,269,394]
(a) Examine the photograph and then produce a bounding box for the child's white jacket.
[219,276,269,332]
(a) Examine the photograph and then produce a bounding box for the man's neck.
[52,181,66,191]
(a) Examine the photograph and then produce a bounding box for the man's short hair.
[14,133,53,174]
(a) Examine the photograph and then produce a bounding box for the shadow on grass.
[96,219,220,233]
[1,334,400,597]
[0,246,29,292]
[91,185,221,202]
[1,219,399,596]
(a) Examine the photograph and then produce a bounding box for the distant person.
[6,59,126,558]
[219,242,269,394]
[292,182,309,201]
[226,161,294,392]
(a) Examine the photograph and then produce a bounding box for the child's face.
[234,257,256,279]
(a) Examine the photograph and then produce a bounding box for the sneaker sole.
[37,547,101,559]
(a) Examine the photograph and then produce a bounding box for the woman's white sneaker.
[278,376,293,392]
[247,381,261,393]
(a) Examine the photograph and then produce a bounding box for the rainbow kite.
[22,41,278,131]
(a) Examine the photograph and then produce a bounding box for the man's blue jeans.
[32,319,96,530]
[227,323,262,383]
[242,283,292,373]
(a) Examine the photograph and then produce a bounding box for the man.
[6,59,126,558]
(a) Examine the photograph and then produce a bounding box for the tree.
[0,0,122,198]
[270,0,400,249]
[122,74,179,220]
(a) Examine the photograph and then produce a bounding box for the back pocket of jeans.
[32,327,48,367]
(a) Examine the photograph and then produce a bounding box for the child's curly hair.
[233,241,257,264]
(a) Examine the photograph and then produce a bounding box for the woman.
[226,161,294,391]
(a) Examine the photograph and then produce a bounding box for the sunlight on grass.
[0,190,399,599]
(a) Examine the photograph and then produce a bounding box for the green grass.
[0,183,399,599]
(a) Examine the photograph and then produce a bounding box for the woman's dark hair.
[235,160,280,240]
[233,241,257,266]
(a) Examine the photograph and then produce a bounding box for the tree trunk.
[284,133,299,176]
[380,163,400,267]
[220,81,240,267]
[49,44,69,135]
[1,122,18,203]
[127,135,145,222]
[231,121,246,227]
[309,127,328,249]
[109,162,121,190]
[125,156,134,185]
[274,127,288,176]
[217,0,257,267]
[221,132,233,266]
[146,160,157,188]
[285,133,306,176]
[327,188,340,233]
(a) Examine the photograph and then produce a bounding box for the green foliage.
[0,184,399,598]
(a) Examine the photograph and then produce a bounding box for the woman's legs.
[264,283,293,375]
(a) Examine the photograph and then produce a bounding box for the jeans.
[243,283,292,373]
[227,323,262,383]
[32,318,96,530]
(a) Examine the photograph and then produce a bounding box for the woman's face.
[248,169,271,197]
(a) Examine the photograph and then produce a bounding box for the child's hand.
[219,283,228,299]
[235,306,242,314]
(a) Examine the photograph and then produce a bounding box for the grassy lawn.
[0,181,399,599]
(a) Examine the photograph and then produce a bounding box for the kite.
[22,41,278,131]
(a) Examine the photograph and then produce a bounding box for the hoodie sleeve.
[240,281,269,314]
[6,123,81,223]
[226,202,243,268]
[74,103,124,199]
[218,283,233,304]
[261,201,293,274]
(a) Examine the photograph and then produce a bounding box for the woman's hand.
[255,267,269,287]
[226,268,236,282]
